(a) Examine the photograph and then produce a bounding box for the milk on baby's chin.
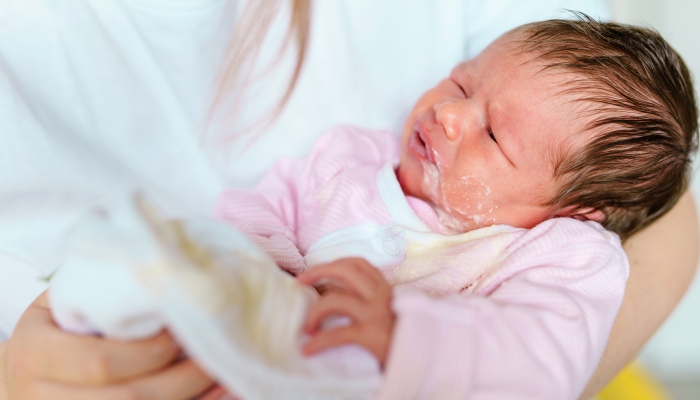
[415,148,497,235]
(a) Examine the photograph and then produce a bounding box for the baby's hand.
[297,258,395,366]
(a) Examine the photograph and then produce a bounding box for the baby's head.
[396,15,698,240]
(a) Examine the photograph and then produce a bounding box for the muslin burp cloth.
[49,196,380,400]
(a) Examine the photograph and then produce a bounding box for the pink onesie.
[214,125,629,399]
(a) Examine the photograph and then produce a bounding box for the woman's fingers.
[5,291,216,399]
[125,357,214,400]
[197,384,239,400]
[33,358,213,400]
[43,331,180,385]
[33,381,132,400]
[196,384,227,400]
[303,292,365,333]
[298,258,384,299]
[16,299,180,384]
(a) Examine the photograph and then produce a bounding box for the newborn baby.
[50,16,697,400]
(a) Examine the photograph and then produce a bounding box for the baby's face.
[397,34,585,233]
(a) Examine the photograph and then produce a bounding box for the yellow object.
[597,363,671,400]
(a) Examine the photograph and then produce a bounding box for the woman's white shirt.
[0,0,609,339]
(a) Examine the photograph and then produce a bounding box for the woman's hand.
[297,258,395,365]
[1,291,214,400]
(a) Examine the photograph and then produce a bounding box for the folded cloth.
[49,195,381,400]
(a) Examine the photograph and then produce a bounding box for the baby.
[213,16,698,399]
[49,16,698,400]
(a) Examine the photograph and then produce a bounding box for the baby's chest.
[302,222,520,296]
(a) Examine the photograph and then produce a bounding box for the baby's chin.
[397,158,509,234]
[413,200,494,235]
[395,161,423,198]
[396,164,479,234]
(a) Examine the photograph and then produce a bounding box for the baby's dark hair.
[515,14,698,240]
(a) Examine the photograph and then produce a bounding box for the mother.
[0,1,696,399]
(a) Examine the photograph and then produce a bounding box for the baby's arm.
[379,219,627,400]
[214,157,307,273]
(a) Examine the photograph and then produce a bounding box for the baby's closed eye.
[488,130,497,143]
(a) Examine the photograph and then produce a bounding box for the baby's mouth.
[408,130,435,165]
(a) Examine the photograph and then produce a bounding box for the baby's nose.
[434,100,478,142]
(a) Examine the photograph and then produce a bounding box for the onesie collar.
[375,163,432,233]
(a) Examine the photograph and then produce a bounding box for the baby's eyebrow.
[452,65,476,88]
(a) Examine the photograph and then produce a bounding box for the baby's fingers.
[302,326,361,356]
[298,258,384,299]
[304,292,365,334]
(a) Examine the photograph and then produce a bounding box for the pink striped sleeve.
[213,157,308,272]
[378,219,628,400]
[214,157,305,240]
[213,126,398,268]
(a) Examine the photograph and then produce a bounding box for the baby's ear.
[555,206,606,223]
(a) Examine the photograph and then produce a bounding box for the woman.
[0,1,696,399]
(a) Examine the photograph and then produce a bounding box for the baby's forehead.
[451,33,606,167]
[453,36,573,92]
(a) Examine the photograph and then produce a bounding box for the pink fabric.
[380,219,627,399]
[213,126,629,400]
[215,126,398,258]
[406,195,447,234]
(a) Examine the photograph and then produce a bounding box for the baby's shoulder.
[521,218,621,249]
[296,125,400,188]
[502,218,627,275]
[474,218,629,294]
[308,125,400,167]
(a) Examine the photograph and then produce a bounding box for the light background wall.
[608,0,700,384]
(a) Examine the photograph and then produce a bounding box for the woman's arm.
[0,341,7,400]
[580,191,700,399]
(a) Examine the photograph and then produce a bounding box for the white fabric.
[49,196,381,400]
[0,0,610,338]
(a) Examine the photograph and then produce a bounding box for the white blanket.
[49,196,380,400]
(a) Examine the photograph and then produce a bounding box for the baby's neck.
[405,196,448,233]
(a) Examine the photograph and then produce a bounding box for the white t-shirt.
[0,0,610,340]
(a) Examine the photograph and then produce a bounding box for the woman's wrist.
[0,341,8,400]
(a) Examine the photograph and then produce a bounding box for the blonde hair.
[209,0,311,144]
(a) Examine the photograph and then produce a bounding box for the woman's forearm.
[580,191,700,399]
